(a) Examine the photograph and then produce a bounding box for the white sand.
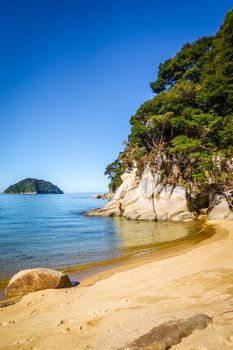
[0,220,233,350]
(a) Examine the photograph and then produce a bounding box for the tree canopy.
[105,9,233,195]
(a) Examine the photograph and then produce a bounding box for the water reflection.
[0,193,212,279]
[112,218,206,254]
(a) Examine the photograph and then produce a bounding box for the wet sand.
[0,220,232,350]
[0,221,213,303]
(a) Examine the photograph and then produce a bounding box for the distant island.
[4,178,63,194]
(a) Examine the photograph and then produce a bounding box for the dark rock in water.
[4,178,63,194]
[124,313,212,350]
[93,193,112,200]
[5,268,72,297]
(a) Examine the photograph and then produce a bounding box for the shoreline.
[68,220,216,287]
[0,221,214,303]
[0,220,232,350]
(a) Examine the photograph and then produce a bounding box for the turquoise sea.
[0,193,207,280]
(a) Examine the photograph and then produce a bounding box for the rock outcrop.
[5,268,72,298]
[208,193,233,220]
[87,169,233,221]
[86,169,194,221]
[99,10,233,223]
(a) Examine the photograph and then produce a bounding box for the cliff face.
[87,168,233,221]
[87,169,193,221]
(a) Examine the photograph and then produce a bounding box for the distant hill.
[4,178,63,194]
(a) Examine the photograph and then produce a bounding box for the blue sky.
[1,0,231,192]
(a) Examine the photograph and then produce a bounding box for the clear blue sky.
[1,0,231,192]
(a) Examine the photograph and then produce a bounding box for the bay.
[0,193,207,280]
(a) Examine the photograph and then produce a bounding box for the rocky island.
[4,178,63,194]
[87,9,233,222]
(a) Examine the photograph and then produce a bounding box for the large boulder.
[86,169,194,221]
[5,268,72,298]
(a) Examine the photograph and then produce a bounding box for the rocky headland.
[87,9,233,222]
[87,168,233,221]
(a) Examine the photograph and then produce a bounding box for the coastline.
[67,220,215,287]
[0,220,233,350]
[0,220,214,302]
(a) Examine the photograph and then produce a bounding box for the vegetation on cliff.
[4,178,63,194]
[105,9,233,200]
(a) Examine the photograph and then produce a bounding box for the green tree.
[106,9,233,195]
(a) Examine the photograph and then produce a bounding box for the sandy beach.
[0,220,233,350]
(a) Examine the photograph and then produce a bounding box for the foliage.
[106,9,233,194]
[150,36,213,93]
[104,160,124,193]
[4,178,63,194]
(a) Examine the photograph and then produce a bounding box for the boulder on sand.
[5,268,72,298]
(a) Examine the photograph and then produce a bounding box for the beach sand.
[0,220,233,349]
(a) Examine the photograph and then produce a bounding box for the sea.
[0,193,209,280]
